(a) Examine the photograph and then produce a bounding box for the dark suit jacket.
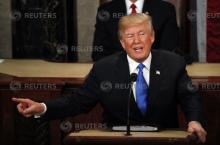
[44,50,202,129]
[92,0,179,61]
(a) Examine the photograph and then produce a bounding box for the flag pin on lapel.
[156,70,160,75]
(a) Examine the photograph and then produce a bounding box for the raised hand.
[12,98,45,117]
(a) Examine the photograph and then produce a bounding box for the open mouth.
[134,47,143,52]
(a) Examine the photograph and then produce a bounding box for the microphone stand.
[126,81,135,136]
[123,73,136,136]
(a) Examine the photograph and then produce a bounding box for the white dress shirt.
[127,53,152,101]
[125,0,145,14]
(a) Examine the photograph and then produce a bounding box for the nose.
[134,34,141,44]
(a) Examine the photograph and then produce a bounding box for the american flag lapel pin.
[156,70,160,75]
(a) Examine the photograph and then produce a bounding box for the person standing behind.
[92,0,179,61]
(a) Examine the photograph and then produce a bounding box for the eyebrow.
[124,30,146,35]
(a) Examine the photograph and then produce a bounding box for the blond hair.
[118,13,154,38]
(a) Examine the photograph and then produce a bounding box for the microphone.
[126,73,137,136]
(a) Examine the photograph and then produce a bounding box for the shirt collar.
[125,0,145,14]
[127,52,152,74]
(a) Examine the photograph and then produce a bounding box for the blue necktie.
[136,63,148,115]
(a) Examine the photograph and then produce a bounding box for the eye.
[139,32,145,36]
[125,34,134,38]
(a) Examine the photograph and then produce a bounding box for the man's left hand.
[188,121,207,143]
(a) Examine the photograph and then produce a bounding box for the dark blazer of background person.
[92,0,179,61]
[44,50,202,128]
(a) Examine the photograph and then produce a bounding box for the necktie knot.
[130,3,137,14]
[137,63,145,71]
[130,3,136,9]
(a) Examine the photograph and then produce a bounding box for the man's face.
[120,22,155,62]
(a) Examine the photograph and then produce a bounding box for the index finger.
[12,98,31,104]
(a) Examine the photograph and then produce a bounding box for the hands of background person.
[188,121,207,143]
[12,98,45,117]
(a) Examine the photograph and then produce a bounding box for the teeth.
[134,47,142,52]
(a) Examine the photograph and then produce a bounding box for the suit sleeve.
[43,64,101,120]
[159,4,179,51]
[176,58,203,123]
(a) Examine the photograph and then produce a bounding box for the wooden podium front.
[64,130,195,145]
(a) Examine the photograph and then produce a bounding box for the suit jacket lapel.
[115,52,130,85]
[114,52,130,104]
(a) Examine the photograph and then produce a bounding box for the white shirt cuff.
[34,103,47,118]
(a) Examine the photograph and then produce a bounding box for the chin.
[133,57,145,63]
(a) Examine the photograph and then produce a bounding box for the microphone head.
[129,73,137,82]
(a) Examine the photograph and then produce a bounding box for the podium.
[64,130,196,145]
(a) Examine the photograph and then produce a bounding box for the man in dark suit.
[92,0,179,61]
[13,13,206,142]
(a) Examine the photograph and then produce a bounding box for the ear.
[120,39,126,50]
[150,32,155,43]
